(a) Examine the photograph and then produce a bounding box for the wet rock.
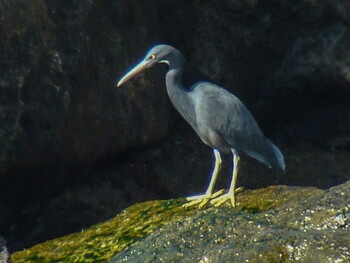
[11,181,350,262]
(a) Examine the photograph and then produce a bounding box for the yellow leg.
[211,150,240,207]
[183,149,224,208]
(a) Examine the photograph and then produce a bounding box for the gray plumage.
[117,44,285,208]
[188,82,284,169]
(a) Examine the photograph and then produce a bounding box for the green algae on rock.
[110,182,350,263]
[11,182,350,262]
[11,199,192,263]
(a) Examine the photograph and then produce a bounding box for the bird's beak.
[117,59,156,87]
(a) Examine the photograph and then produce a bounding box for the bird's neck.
[165,67,196,127]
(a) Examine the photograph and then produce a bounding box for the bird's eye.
[149,54,156,60]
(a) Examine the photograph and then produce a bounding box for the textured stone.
[0,0,169,174]
[0,0,169,250]
[110,182,350,263]
[190,0,350,126]
[10,181,350,262]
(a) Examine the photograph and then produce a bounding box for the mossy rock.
[11,199,191,263]
[11,182,350,262]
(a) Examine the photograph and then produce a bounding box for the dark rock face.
[110,181,350,263]
[2,0,348,178]
[0,0,169,246]
[0,0,168,174]
[190,0,350,127]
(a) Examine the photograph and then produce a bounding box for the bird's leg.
[211,151,241,207]
[183,149,224,208]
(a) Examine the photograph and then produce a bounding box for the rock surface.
[0,0,169,174]
[0,0,169,247]
[110,182,350,263]
[190,0,350,121]
[11,181,350,262]
[2,0,350,178]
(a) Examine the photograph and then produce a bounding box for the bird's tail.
[268,140,285,171]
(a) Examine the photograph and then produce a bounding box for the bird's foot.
[183,189,225,208]
[210,187,245,207]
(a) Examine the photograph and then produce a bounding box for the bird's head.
[117,45,179,87]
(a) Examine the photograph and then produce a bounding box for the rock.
[10,181,350,262]
[2,1,165,251]
[110,182,350,262]
[0,237,9,263]
[190,0,350,129]
[0,0,168,247]
[10,199,188,263]
[0,0,169,175]
[2,0,349,176]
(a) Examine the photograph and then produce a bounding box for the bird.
[117,44,285,208]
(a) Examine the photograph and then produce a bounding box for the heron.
[117,45,285,208]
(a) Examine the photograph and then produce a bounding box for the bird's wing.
[190,82,272,160]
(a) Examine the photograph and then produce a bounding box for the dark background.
[1,0,350,251]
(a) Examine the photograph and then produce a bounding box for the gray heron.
[117,45,285,208]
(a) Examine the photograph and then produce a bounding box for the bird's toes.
[235,187,245,194]
[183,197,209,208]
[210,193,236,207]
[210,195,229,207]
[183,190,233,208]
[198,199,210,208]
[230,199,236,207]
[211,189,225,198]
[185,194,203,201]
[182,200,199,208]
